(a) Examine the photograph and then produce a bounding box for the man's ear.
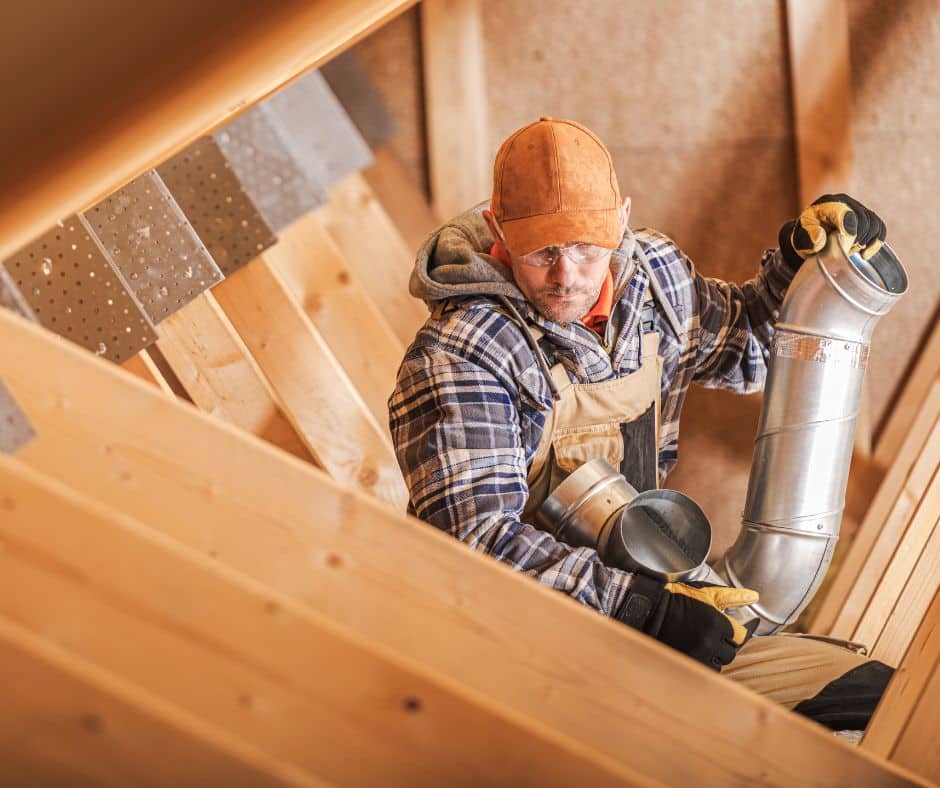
[621,197,632,230]
[482,209,505,245]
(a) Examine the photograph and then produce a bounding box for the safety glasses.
[514,242,613,268]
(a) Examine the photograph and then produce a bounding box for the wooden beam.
[785,0,854,213]
[811,380,940,636]
[875,319,940,469]
[316,173,428,346]
[211,258,408,509]
[156,292,316,465]
[420,0,490,221]
[0,455,646,788]
[121,351,176,398]
[0,615,311,788]
[0,0,417,261]
[865,469,940,665]
[263,212,403,432]
[0,306,919,787]
[864,588,940,783]
[363,147,439,254]
[784,0,877,456]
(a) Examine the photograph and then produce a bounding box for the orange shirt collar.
[490,241,614,332]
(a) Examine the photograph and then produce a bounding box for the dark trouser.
[724,634,893,730]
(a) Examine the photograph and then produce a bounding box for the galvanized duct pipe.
[713,234,908,635]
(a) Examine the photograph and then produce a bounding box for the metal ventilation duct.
[713,236,908,635]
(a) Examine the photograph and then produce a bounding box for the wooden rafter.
[421,0,490,221]
[811,381,940,637]
[0,456,645,787]
[264,212,404,432]
[784,0,879,456]
[212,258,408,510]
[0,615,309,787]
[121,351,175,398]
[0,0,418,261]
[316,174,428,346]
[864,588,940,783]
[0,306,920,787]
[156,292,316,465]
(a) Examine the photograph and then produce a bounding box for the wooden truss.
[0,0,936,784]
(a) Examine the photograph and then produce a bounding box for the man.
[390,117,891,729]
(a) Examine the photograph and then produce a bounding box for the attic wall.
[351,0,940,556]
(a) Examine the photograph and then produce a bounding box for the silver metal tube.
[537,458,712,582]
[714,235,908,634]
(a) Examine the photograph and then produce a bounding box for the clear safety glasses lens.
[516,243,612,267]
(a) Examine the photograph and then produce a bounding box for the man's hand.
[779,193,887,269]
[616,575,759,670]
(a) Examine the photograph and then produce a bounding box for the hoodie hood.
[409,202,639,308]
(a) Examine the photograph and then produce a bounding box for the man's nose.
[549,257,577,287]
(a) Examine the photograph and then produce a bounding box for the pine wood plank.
[263,212,403,432]
[317,173,428,347]
[848,461,939,655]
[121,351,176,398]
[0,306,920,787]
[875,320,940,469]
[869,474,940,665]
[212,258,408,509]
[0,455,646,788]
[156,292,315,465]
[0,0,418,262]
[420,0,489,221]
[784,0,877,455]
[363,147,439,254]
[864,589,940,783]
[817,382,940,637]
[0,615,312,788]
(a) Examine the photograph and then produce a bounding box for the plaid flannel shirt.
[389,227,798,620]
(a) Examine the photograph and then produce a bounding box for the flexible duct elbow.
[713,235,908,634]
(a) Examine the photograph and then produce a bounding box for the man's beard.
[531,286,602,324]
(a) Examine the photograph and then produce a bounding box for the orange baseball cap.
[490,117,622,256]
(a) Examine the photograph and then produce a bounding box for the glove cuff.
[778,220,803,271]
[614,573,666,632]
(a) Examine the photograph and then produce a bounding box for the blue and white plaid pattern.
[389,228,798,619]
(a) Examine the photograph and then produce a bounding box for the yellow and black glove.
[779,193,887,269]
[616,574,759,670]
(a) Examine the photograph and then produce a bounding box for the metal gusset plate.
[0,379,36,454]
[0,265,37,322]
[82,171,224,323]
[157,137,277,276]
[321,51,397,150]
[265,70,373,190]
[1,217,158,364]
[214,106,327,233]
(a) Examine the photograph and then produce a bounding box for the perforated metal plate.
[0,264,37,322]
[83,171,223,323]
[1,217,158,364]
[158,138,277,276]
[215,106,326,233]
[0,379,36,454]
[321,51,397,150]
[266,70,373,189]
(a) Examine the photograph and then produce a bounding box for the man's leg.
[724,634,894,730]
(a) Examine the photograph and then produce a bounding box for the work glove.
[779,193,887,270]
[616,574,759,670]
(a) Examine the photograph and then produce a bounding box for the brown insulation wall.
[352,0,939,557]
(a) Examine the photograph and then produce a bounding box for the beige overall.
[521,322,870,712]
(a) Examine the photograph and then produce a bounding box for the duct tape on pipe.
[772,333,869,369]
